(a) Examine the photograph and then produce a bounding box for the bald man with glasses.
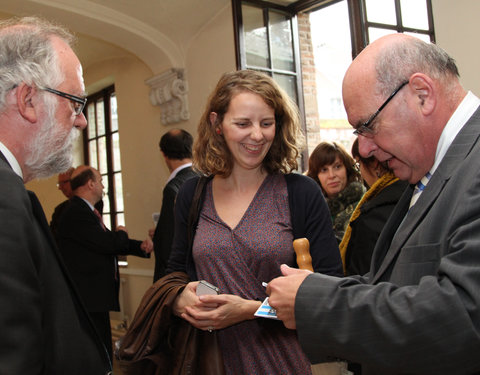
[267,33,480,374]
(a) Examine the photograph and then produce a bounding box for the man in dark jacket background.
[58,165,153,359]
[151,129,197,282]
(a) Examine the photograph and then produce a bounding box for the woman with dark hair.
[307,141,365,242]
[166,70,342,374]
[339,138,408,276]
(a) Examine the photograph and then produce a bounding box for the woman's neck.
[215,166,267,193]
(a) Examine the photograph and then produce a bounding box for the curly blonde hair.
[193,70,305,177]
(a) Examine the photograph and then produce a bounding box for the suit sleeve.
[58,201,146,257]
[166,177,197,275]
[295,172,480,374]
[153,184,177,267]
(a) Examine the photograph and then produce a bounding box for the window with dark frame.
[232,0,435,164]
[83,85,125,232]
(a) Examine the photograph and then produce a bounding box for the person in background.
[151,128,197,282]
[57,165,153,360]
[267,33,480,374]
[339,138,408,276]
[50,166,74,240]
[166,70,342,374]
[307,141,365,242]
[0,16,111,373]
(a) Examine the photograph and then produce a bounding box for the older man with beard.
[0,17,112,374]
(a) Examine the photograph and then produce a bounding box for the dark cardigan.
[166,173,343,280]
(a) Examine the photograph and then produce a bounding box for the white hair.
[0,16,75,112]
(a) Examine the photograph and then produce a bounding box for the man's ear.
[409,73,436,116]
[16,83,39,123]
[87,178,95,190]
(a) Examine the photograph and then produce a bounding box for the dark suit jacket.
[0,154,111,374]
[50,198,70,242]
[153,165,197,281]
[295,107,480,374]
[58,196,149,312]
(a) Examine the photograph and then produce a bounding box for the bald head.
[342,34,466,184]
[343,34,461,112]
[70,166,104,205]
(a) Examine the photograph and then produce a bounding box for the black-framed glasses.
[41,87,87,116]
[353,80,409,137]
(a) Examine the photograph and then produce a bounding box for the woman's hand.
[173,281,201,316]
[181,294,261,331]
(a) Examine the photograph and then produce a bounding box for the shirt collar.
[166,162,192,184]
[0,141,23,179]
[430,91,480,175]
[78,196,94,211]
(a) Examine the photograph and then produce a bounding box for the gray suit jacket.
[0,154,112,374]
[296,108,480,374]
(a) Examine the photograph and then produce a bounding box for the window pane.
[102,213,111,231]
[103,177,110,213]
[310,0,354,152]
[96,100,105,136]
[243,4,269,68]
[98,136,108,174]
[365,0,396,25]
[112,132,122,171]
[273,73,297,103]
[116,213,125,227]
[405,32,430,42]
[114,172,124,211]
[87,103,96,139]
[401,0,429,30]
[89,141,98,169]
[270,11,294,71]
[110,93,118,132]
[368,27,396,43]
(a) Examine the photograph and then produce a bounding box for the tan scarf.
[339,172,399,273]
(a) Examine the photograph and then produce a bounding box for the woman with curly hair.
[166,70,342,374]
[307,141,365,243]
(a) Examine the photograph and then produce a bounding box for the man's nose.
[74,112,88,130]
[358,136,376,158]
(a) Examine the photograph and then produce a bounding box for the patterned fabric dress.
[192,174,312,375]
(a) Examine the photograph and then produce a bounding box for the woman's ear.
[210,112,218,127]
[409,73,436,116]
[16,83,38,123]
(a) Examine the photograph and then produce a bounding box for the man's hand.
[116,225,128,234]
[141,238,153,253]
[266,264,311,329]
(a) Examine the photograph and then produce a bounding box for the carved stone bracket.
[145,68,189,125]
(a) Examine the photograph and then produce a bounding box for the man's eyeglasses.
[353,80,409,137]
[41,87,87,116]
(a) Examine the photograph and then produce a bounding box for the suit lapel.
[27,190,61,253]
[371,107,480,283]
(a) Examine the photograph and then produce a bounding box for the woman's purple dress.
[193,174,312,374]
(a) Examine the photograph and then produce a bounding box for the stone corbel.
[145,68,189,124]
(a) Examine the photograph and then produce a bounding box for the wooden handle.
[293,238,313,272]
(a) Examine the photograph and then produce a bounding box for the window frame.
[83,85,123,230]
[232,0,308,169]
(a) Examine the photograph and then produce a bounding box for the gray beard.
[24,101,80,180]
